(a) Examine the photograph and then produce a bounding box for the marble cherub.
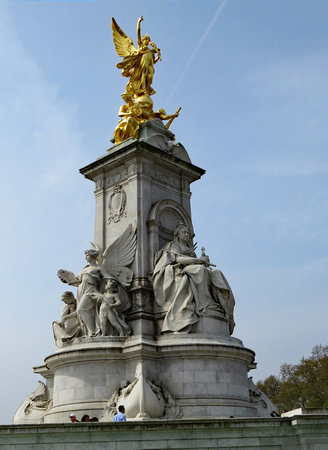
[91,279,131,337]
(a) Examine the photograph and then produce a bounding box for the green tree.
[256,375,281,401]
[257,344,328,412]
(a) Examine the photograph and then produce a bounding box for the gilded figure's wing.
[111,18,137,57]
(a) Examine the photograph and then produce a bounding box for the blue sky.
[0,0,327,424]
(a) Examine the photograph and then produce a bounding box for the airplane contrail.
[165,0,228,107]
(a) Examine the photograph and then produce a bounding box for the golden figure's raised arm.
[137,16,143,48]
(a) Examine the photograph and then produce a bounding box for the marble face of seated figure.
[152,224,235,335]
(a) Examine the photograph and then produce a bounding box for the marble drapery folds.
[153,227,235,335]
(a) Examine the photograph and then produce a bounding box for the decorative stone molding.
[129,288,153,313]
[95,178,103,190]
[80,141,205,188]
[142,162,181,189]
[105,170,128,189]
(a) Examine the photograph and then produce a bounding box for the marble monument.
[13,16,275,424]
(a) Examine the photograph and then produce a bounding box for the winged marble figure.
[57,223,137,337]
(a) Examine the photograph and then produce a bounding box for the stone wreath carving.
[108,185,127,224]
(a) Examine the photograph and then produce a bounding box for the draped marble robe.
[153,239,235,335]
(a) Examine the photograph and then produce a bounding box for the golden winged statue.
[112,16,161,97]
[111,17,181,144]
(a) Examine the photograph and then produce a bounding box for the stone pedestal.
[34,334,257,423]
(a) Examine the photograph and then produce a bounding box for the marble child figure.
[152,224,235,335]
[92,279,131,337]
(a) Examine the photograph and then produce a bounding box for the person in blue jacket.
[113,405,126,422]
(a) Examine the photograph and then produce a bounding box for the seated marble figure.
[52,291,81,344]
[152,224,235,335]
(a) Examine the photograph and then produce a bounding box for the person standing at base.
[113,405,126,422]
[69,414,79,423]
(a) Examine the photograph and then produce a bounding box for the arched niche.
[148,199,193,270]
